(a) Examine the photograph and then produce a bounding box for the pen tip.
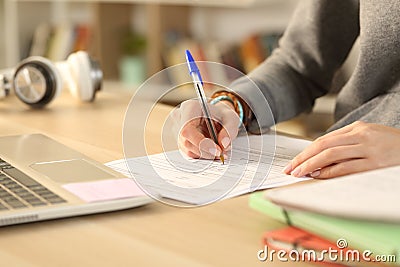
[220,155,225,165]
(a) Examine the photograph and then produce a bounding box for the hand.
[283,121,400,178]
[172,99,240,159]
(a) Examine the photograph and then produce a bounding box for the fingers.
[284,133,358,174]
[282,121,379,178]
[176,100,209,158]
[179,144,200,159]
[316,121,356,140]
[180,121,207,148]
[199,138,221,159]
[176,99,237,159]
[179,123,220,158]
[178,137,201,159]
[310,158,370,179]
[289,144,365,177]
[179,135,221,159]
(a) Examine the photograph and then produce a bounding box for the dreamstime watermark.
[257,238,397,263]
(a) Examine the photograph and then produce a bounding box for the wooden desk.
[0,83,312,267]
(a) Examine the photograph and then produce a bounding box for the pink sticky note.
[63,178,146,203]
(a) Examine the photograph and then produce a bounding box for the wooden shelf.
[2,1,192,78]
[1,0,296,79]
[7,0,256,8]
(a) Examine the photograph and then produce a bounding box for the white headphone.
[0,51,102,108]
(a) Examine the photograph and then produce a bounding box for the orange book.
[260,227,386,267]
[240,35,265,73]
[73,24,91,52]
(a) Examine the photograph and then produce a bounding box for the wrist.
[210,91,250,127]
[215,98,235,110]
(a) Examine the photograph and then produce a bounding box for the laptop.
[0,134,152,226]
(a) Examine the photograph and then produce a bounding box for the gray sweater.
[231,0,400,133]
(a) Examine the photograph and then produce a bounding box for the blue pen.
[185,50,224,164]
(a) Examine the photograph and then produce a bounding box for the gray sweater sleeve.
[231,0,360,133]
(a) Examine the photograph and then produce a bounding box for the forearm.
[230,0,360,131]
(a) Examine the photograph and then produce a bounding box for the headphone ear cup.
[66,51,96,102]
[13,57,62,108]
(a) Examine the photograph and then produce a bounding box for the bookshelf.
[1,0,297,79]
[2,0,358,138]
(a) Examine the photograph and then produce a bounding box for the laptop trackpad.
[31,159,117,184]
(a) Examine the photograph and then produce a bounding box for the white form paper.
[106,134,311,205]
[267,165,400,222]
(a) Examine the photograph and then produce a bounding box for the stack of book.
[250,166,400,266]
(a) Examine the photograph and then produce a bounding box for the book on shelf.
[46,23,75,61]
[240,35,265,73]
[29,23,52,58]
[72,24,92,53]
[29,23,93,61]
[162,31,282,93]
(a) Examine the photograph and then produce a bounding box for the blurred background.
[0,0,359,139]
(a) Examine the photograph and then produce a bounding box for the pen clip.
[185,50,203,85]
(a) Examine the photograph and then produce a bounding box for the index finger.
[284,133,358,174]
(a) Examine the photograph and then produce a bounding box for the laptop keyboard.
[0,158,66,210]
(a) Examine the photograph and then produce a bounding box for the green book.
[249,192,400,264]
